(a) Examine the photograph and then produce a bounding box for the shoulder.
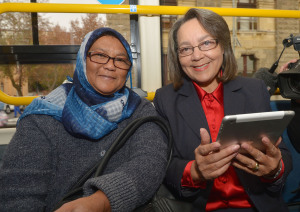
[155,83,176,98]
[226,76,267,92]
[131,97,157,118]
[154,84,175,113]
[18,114,59,126]
[233,75,264,85]
[17,114,63,136]
[139,97,155,110]
[225,76,271,110]
[154,83,179,106]
[154,79,197,106]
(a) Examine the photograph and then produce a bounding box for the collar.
[192,81,224,105]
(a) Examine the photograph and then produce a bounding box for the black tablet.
[216,110,295,153]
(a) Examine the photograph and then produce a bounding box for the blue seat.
[270,100,300,211]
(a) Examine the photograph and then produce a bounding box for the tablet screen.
[217,110,295,153]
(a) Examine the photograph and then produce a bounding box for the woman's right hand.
[54,190,111,212]
[191,128,240,183]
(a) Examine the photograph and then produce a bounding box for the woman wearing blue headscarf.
[0,28,168,212]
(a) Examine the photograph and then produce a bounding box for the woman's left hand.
[232,136,282,178]
[54,190,111,212]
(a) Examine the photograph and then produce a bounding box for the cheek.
[86,61,92,77]
[207,51,224,68]
[216,54,224,66]
[86,62,98,80]
[120,72,128,83]
[179,58,188,69]
[214,48,224,61]
[86,69,94,84]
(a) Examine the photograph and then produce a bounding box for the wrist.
[91,190,111,212]
[191,161,204,184]
[264,160,282,180]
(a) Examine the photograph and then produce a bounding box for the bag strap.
[95,115,173,176]
[54,116,173,209]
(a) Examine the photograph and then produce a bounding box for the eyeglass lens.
[89,52,131,70]
[178,39,218,56]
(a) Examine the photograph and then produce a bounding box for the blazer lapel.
[223,77,246,115]
[176,77,247,140]
[177,79,210,140]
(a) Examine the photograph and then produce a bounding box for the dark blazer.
[154,76,292,212]
[288,100,300,152]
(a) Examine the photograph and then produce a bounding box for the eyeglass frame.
[87,51,132,70]
[177,39,219,57]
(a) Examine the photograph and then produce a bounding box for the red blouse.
[182,81,253,211]
[181,81,284,211]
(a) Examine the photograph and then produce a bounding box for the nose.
[191,47,205,61]
[103,58,116,70]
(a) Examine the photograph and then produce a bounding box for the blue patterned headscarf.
[19,27,141,140]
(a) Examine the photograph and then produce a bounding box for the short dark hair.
[168,8,237,90]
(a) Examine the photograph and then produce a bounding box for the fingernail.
[232,144,240,151]
[214,142,221,147]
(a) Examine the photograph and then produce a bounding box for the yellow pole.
[0,90,37,105]
[145,92,156,101]
[0,3,299,18]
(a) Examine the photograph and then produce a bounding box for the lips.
[193,62,209,71]
[99,74,116,79]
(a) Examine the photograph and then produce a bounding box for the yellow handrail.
[0,3,299,104]
[0,89,37,105]
[145,92,156,101]
[0,3,299,18]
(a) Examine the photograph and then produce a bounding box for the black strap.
[53,116,173,210]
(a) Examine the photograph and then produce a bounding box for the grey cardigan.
[0,98,168,212]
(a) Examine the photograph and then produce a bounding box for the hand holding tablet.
[216,111,295,153]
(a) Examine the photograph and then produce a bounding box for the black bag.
[53,116,193,212]
[134,184,193,212]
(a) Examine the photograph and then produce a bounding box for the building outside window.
[160,0,177,85]
[237,0,257,31]
[237,54,257,76]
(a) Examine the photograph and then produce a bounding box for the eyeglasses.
[87,51,131,70]
[178,39,218,57]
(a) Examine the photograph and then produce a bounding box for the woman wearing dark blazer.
[154,8,292,212]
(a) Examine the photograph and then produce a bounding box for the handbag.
[53,116,193,212]
[134,183,193,212]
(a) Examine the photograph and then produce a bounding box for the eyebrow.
[178,34,212,47]
[90,48,128,57]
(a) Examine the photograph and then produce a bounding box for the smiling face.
[86,35,129,96]
[177,18,224,93]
